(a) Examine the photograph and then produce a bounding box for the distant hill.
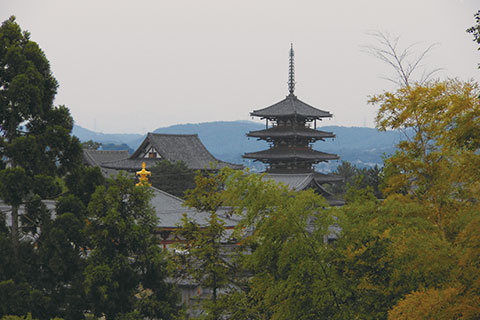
[72,125,144,148]
[73,121,405,172]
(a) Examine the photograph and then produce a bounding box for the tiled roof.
[265,172,341,190]
[247,126,335,140]
[103,133,243,171]
[251,94,332,119]
[243,147,339,162]
[264,173,344,206]
[82,149,130,167]
[151,187,239,228]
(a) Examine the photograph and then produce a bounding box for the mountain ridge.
[73,121,403,171]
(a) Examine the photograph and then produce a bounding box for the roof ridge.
[88,149,129,153]
[148,132,199,137]
[151,186,186,203]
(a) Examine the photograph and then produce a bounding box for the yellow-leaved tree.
[367,79,480,319]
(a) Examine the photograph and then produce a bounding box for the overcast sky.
[2,0,479,133]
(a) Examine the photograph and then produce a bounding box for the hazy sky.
[2,0,479,133]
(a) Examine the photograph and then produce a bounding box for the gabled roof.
[243,147,339,162]
[103,133,243,171]
[150,187,239,228]
[247,126,335,140]
[251,94,332,119]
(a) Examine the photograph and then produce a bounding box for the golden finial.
[136,162,151,186]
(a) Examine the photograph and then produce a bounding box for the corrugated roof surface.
[264,173,314,190]
[247,126,335,140]
[150,187,239,228]
[243,147,339,161]
[104,133,242,171]
[265,172,342,189]
[264,173,344,206]
[251,94,332,119]
[83,149,130,167]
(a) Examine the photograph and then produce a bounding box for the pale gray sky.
[2,0,479,133]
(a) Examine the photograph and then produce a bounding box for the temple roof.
[247,126,335,140]
[243,147,339,162]
[150,187,239,228]
[265,172,341,189]
[82,149,130,176]
[263,173,344,206]
[103,133,243,171]
[83,149,130,167]
[251,94,332,120]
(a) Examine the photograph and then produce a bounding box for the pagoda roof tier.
[243,147,339,162]
[251,94,332,120]
[247,126,335,140]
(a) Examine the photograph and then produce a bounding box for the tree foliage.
[173,169,236,320]
[0,17,179,320]
[329,161,383,199]
[83,174,179,320]
[81,140,101,150]
[0,16,82,251]
[150,160,196,198]
[467,9,480,67]
[352,79,480,318]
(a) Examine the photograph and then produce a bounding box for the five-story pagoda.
[243,45,340,178]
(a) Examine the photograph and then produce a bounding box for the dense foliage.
[84,174,179,319]
[328,161,383,199]
[0,17,179,320]
[0,15,82,252]
[150,160,196,198]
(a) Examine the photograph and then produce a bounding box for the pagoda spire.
[288,43,295,95]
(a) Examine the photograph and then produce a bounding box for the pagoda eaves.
[251,93,332,120]
[247,126,335,141]
[243,147,339,162]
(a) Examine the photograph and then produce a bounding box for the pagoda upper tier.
[251,93,332,121]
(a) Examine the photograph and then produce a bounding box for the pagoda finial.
[136,162,151,187]
[288,43,295,95]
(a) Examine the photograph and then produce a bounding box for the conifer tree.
[84,174,179,319]
[0,16,82,252]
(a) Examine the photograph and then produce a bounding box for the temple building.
[83,132,243,176]
[243,45,341,203]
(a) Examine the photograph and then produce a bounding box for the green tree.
[174,169,236,320]
[330,161,383,199]
[81,140,101,150]
[150,160,196,198]
[225,170,350,319]
[178,169,349,319]
[27,166,105,319]
[83,173,179,320]
[0,16,82,251]
[0,16,86,320]
[329,161,357,195]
